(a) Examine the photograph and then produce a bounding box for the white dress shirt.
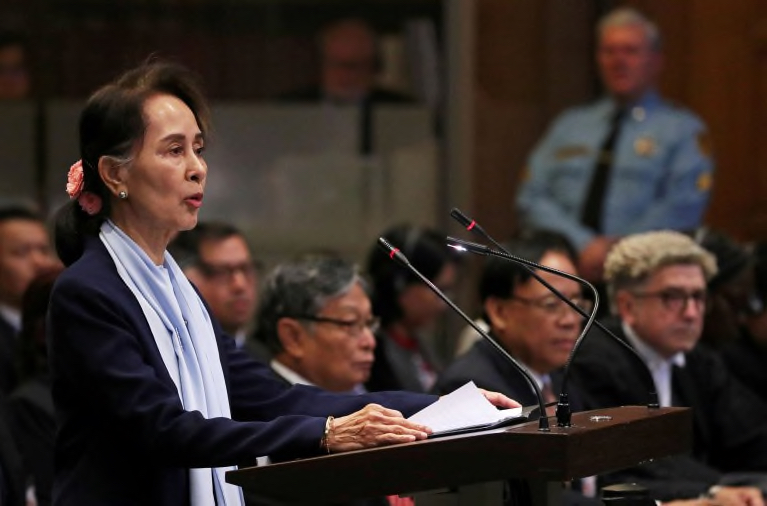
[0,303,21,333]
[622,321,686,408]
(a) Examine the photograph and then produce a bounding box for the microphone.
[449,208,660,426]
[377,237,552,431]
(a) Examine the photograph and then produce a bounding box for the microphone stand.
[377,237,552,431]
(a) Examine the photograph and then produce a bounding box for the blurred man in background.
[516,8,713,283]
[169,222,263,358]
[284,17,411,105]
[0,207,57,396]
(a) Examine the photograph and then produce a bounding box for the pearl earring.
[118,190,128,200]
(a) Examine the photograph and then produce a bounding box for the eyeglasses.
[631,289,707,313]
[195,260,259,284]
[289,315,381,337]
[509,295,594,316]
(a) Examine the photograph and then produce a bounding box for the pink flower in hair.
[66,160,85,199]
[77,191,102,216]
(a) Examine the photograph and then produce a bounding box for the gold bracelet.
[321,416,334,454]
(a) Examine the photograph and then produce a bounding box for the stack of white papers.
[408,381,524,436]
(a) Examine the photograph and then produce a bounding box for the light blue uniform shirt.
[516,91,714,251]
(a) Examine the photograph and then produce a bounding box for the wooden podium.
[227,406,691,505]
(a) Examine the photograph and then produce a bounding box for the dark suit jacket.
[0,316,19,396]
[366,330,443,394]
[435,337,602,506]
[434,337,589,411]
[0,396,26,506]
[48,238,436,506]
[8,377,54,506]
[570,318,767,500]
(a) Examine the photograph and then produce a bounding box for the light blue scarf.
[100,220,244,506]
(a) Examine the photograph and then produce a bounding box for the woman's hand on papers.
[478,389,522,409]
[328,403,432,452]
[708,486,764,506]
[662,486,765,506]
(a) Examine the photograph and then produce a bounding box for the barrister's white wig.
[605,230,718,308]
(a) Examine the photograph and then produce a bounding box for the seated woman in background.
[693,227,756,349]
[720,243,767,403]
[48,60,517,505]
[365,224,461,393]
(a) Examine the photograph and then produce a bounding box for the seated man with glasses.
[571,230,767,506]
[254,254,379,395]
[168,222,263,358]
[435,228,600,503]
[435,228,591,411]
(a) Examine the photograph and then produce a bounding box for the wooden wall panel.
[471,0,597,240]
[623,0,767,241]
[750,13,767,237]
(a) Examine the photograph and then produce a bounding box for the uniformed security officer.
[516,7,714,284]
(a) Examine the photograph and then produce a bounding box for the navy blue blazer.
[48,238,436,506]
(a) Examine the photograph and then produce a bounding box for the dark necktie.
[671,364,685,406]
[541,378,557,416]
[581,107,626,232]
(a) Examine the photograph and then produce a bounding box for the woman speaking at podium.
[47,60,520,506]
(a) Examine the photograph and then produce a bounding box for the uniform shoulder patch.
[696,172,713,192]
